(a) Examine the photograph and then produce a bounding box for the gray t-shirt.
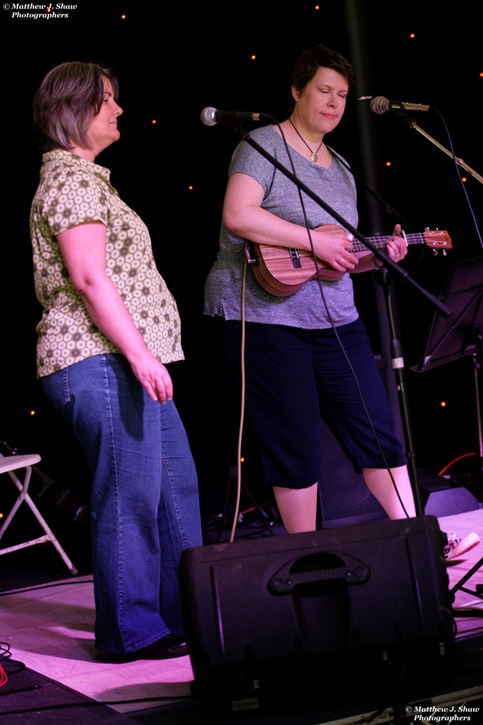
[203,124,360,329]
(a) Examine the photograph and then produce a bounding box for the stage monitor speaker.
[179,515,455,717]
[417,469,481,516]
[318,418,387,527]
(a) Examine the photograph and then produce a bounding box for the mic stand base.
[450,556,483,602]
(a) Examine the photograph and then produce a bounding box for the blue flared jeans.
[41,353,202,654]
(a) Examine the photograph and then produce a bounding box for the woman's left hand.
[385,223,407,262]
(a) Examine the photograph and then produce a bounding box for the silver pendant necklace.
[289,117,324,163]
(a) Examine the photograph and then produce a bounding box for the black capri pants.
[221,317,407,489]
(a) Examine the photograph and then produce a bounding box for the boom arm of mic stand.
[399,116,483,185]
[241,131,453,319]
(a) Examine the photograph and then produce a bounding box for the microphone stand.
[239,129,453,515]
[391,112,483,515]
[399,115,483,185]
[372,266,424,514]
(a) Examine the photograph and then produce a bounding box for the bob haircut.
[32,61,119,152]
[290,44,354,97]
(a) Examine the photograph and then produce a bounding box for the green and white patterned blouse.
[30,150,183,378]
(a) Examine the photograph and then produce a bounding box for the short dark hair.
[290,44,354,96]
[32,61,119,152]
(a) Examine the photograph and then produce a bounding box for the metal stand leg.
[450,556,483,601]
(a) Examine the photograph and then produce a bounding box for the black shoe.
[97,634,188,663]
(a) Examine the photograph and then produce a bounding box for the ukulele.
[244,224,452,297]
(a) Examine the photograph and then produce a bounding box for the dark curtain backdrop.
[1,1,482,524]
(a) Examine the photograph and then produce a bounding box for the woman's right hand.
[313,224,358,273]
[128,351,173,404]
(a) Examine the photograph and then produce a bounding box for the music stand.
[419,257,483,370]
[419,256,483,601]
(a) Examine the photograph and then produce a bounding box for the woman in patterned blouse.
[30,61,202,662]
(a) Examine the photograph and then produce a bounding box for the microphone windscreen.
[369,96,389,114]
[200,107,217,126]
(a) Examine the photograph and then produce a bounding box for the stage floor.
[1,510,483,724]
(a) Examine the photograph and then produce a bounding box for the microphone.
[200,106,272,126]
[369,96,432,114]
